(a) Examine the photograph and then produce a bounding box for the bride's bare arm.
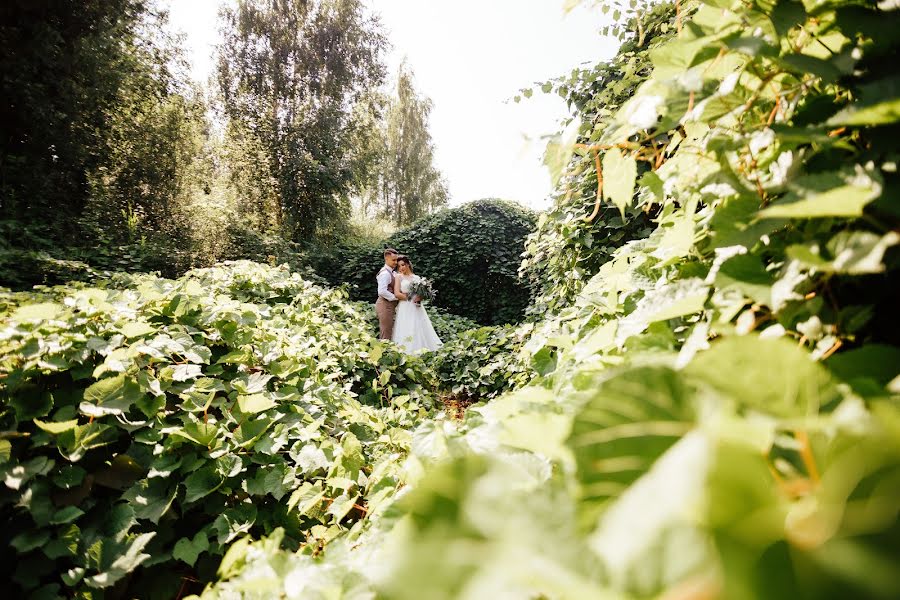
[394,277,407,301]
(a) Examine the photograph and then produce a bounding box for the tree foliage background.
[0,0,452,290]
[357,62,449,226]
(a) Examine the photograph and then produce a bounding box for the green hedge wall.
[312,199,537,325]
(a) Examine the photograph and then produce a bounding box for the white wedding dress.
[392,275,443,354]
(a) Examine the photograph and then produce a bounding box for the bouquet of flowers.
[408,277,436,305]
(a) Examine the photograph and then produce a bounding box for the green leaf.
[686,336,844,417]
[787,231,900,274]
[715,253,774,305]
[183,465,224,503]
[121,321,156,338]
[777,53,841,82]
[758,169,882,219]
[49,505,84,524]
[0,440,10,465]
[4,456,54,490]
[56,422,117,462]
[173,531,209,567]
[84,532,155,589]
[327,493,360,522]
[212,504,257,545]
[233,416,272,448]
[51,464,86,489]
[93,454,145,490]
[543,117,582,186]
[568,367,696,524]
[123,479,177,523]
[288,481,326,516]
[237,393,276,414]
[10,388,53,420]
[246,463,292,500]
[171,420,219,447]
[217,537,251,580]
[171,364,202,382]
[828,75,900,126]
[61,567,85,587]
[33,418,79,435]
[531,347,557,377]
[709,194,783,249]
[603,148,637,216]
[10,529,51,553]
[826,345,900,389]
[80,374,144,417]
[12,302,64,322]
[44,524,80,560]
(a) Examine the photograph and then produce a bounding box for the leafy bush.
[427,308,480,343]
[0,261,434,597]
[518,1,678,315]
[0,250,100,290]
[312,199,537,325]
[432,324,534,402]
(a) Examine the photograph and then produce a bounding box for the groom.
[376,248,400,339]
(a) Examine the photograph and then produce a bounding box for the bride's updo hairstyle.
[396,255,414,273]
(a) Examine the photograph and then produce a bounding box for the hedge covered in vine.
[312,199,537,325]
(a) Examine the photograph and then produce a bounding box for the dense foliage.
[518,1,679,315]
[191,0,900,598]
[4,0,900,599]
[0,1,453,289]
[0,262,438,597]
[216,0,388,241]
[0,0,205,245]
[432,324,534,403]
[313,199,538,325]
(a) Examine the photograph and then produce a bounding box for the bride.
[391,255,443,353]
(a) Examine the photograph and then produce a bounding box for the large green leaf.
[80,374,144,417]
[828,75,900,126]
[715,253,774,305]
[603,148,637,216]
[183,466,224,503]
[11,302,65,322]
[685,336,844,417]
[787,231,900,274]
[568,367,696,525]
[173,531,209,567]
[84,532,155,589]
[237,392,276,414]
[543,117,582,186]
[122,479,177,523]
[758,169,882,219]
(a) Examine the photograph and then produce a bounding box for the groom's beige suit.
[375,264,399,340]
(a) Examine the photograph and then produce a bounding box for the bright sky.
[162,0,618,211]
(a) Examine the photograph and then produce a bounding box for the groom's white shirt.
[377,265,398,302]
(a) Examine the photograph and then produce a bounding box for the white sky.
[162,0,618,211]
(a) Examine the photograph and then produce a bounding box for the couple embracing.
[375,248,443,354]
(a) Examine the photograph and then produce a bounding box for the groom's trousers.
[375,297,399,340]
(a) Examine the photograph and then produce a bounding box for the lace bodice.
[398,275,418,294]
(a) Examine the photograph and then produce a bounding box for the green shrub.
[432,324,534,402]
[0,261,433,597]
